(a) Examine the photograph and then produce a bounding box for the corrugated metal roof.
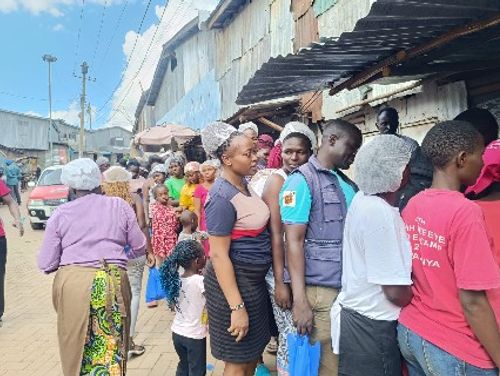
[236,0,500,105]
[207,0,247,29]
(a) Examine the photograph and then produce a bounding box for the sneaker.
[128,340,145,357]
[265,336,278,355]
[254,363,272,376]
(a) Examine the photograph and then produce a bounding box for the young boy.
[398,121,500,374]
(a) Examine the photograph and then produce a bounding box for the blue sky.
[0,0,219,130]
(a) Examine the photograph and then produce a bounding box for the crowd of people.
[30,106,500,376]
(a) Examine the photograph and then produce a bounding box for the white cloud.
[52,23,64,31]
[0,0,124,17]
[52,101,81,126]
[104,0,220,130]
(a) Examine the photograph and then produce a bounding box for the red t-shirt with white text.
[0,180,11,237]
[400,189,500,369]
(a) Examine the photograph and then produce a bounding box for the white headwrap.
[354,135,412,195]
[201,159,220,170]
[239,121,258,135]
[279,121,317,150]
[61,158,101,191]
[152,164,166,174]
[103,166,132,183]
[164,154,186,171]
[95,156,110,167]
[201,122,239,157]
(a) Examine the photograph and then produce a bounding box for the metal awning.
[236,0,500,105]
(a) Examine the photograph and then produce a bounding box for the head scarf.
[466,139,500,195]
[96,156,110,167]
[258,134,274,150]
[61,158,101,191]
[201,121,238,157]
[103,166,132,182]
[201,159,220,171]
[164,154,186,171]
[184,161,200,174]
[152,164,166,174]
[354,135,412,195]
[266,142,283,169]
[239,121,258,135]
[279,121,317,150]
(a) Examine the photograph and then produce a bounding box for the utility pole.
[79,62,88,158]
[42,54,57,166]
[87,102,92,130]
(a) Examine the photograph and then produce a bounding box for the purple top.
[37,194,146,273]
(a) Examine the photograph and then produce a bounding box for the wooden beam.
[329,13,500,96]
[258,117,284,132]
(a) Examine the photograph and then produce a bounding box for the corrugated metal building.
[0,109,131,167]
[141,13,221,131]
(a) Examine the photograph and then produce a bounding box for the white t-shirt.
[171,274,207,339]
[331,192,412,353]
[338,191,412,321]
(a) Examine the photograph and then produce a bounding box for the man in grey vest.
[279,119,362,376]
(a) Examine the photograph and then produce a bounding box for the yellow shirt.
[179,183,197,212]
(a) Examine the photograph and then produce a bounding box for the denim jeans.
[172,332,206,376]
[0,237,6,318]
[397,324,498,376]
[127,255,146,337]
[8,184,21,205]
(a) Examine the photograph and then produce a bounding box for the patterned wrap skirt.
[52,262,131,376]
[204,260,271,363]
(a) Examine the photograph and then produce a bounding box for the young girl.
[165,156,186,206]
[151,185,179,267]
[159,240,207,376]
[143,164,167,225]
[193,159,218,256]
[179,162,201,212]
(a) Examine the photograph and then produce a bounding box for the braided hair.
[159,240,204,310]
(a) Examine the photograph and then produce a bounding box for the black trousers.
[339,307,402,376]
[172,332,206,376]
[0,236,7,318]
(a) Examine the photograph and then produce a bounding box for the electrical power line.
[94,0,154,115]
[99,0,190,126]
[95,0,129,75]
[98,0,175,124]
[90,0,109,70]
[72,0,86,76]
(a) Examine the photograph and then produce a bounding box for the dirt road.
[0,193,276,375]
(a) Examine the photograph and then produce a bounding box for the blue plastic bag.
[287,333,321,376]
[145,266,166,303]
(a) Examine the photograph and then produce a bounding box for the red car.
[27,165,69,229]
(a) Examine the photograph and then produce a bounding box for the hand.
[227,308,249,342]
[146,250,155,268]
[13,220,24,237]
[293,299,313,335]
[274,281,292,310]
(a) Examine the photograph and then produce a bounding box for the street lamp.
[42,54,57,166]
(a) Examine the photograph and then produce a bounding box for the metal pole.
[79,62,88,158]
[42,54,57,165]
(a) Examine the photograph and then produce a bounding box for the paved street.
[0,193,276,375]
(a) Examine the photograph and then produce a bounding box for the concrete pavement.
[0,194,276,375]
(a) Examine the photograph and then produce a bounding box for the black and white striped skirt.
[204,260,271,363]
